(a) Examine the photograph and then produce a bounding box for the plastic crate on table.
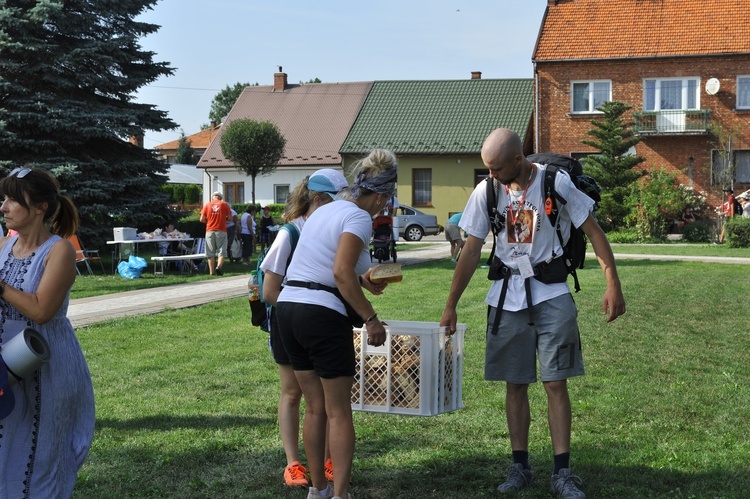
[351,320,465,416]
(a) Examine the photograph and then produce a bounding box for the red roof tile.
[534,0,750,61]
[154,125,221,151]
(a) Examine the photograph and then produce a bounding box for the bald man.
[441,128,625,498]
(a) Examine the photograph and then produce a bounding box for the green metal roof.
[340,79,533,154]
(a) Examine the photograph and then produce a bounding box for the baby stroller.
[370,215,397,263]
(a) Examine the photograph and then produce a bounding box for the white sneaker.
[307,485,333,499]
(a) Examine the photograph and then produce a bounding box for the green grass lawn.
[71,256,750,498]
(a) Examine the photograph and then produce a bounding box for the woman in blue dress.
[0,166,95,498]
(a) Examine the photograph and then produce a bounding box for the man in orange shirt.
[200,192,232,275]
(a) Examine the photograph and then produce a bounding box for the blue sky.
[136,1,548,148]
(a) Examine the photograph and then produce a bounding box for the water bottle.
[248,271,260,302]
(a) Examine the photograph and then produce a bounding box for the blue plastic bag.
[117,255,148,279]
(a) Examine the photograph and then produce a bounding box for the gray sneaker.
[497,463,533,493]
[550,468,586,498]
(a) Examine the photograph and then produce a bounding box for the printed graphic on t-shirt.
[212,204,220,212]
[508,209,534,244]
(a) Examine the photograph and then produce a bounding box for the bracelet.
[365,312,378,323]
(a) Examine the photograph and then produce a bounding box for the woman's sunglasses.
[9,168,31,179]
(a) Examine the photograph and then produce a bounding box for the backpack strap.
[543,166,582,292]
[486,177,506,266]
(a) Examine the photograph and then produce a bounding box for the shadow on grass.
[94,414,272,432]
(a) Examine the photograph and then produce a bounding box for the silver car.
[395,205,441,241]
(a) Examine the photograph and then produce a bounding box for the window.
[711,150,750,184]
[643,77,699,111]
[571,80,611,113]
[412,169,432,206]
[737,76,750,109]
[274,184,290,204]
[224,183,244,204]
[474,169,489,187]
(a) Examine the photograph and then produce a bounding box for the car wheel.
[405,225,423,242]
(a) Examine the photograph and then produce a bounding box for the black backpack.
[486,153,601,293]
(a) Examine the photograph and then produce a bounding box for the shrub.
[725,217,750,247]
[161,184,175,203]
[172,184,186,204]
[184,184,201,204]
[605,228,641,244]
[682,221,711,243]
[626,169,708,241]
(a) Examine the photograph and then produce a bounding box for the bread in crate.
[351,320,465,416]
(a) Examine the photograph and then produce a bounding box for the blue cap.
[308,169,349,200]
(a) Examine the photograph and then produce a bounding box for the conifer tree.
[0,1,176,244]
[580,101,646,231]
[175,132,198,165]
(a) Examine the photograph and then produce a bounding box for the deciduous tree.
[220,119,286,205]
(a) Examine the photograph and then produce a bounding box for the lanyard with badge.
[506,176,535,279]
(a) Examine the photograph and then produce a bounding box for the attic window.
[571,80,611,114]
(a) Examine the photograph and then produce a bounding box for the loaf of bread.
[370,263,403,283]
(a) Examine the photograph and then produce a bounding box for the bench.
[151,254,206,276]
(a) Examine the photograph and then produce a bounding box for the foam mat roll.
[2,328,50,385]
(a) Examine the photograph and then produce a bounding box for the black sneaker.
[551,468,586,498]
[497,463,533,493]
[215,267,223,276]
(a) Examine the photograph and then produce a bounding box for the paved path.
[68,239,750,328]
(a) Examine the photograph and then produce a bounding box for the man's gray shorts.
[205,230,228,258]
[485,293,584,384]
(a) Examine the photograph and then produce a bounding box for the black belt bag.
[285,280,364,328]
[488,255,567,285]
[486,256,568,330]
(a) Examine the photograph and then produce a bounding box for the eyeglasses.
[9,168,31,179]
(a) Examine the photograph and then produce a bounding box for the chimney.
[129,133,144,148]
[471,71,482,80]
[210,120,217,129]
[547,0,557,5]
[273,66,288,92]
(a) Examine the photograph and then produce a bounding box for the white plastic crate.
[113,227,137,241]
[351,320,465,416]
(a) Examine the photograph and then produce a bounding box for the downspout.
[534,61,539,154]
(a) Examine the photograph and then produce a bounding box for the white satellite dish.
[705,78,721,95]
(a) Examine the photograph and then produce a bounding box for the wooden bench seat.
[151,254,206,275]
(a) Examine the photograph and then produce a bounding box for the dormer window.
[570,80,611,113]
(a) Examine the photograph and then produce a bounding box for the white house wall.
[201,166,345,206]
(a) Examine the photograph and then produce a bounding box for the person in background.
[199,191,232,275]
[444,212,464,262]
[259,206,274,254]
[738,193,750,218]
[276,149,397,499]
[441,129,625,498]
[385,193,399,242]
[240,205,257,265]
[227,207,239,263]
[0,166,95,496]
[260,169,349,489]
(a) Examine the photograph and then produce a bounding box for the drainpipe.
[534,62,539,153]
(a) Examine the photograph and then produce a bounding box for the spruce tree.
[580,101,646,231]
[175,132,198,165]
[0,1,177,245]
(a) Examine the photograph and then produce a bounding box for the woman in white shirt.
[277,150,397,499]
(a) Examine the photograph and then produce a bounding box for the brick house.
[154,123,221,165]
[533,0,750,207]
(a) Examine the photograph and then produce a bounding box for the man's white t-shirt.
[278,200,373,316]
[460,164,594,311]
